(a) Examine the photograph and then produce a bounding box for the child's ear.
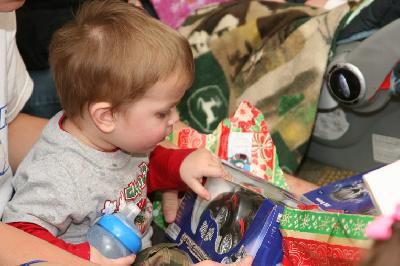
[89,102,115,133]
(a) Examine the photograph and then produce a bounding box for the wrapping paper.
[168,101,287,188]
[280,207,374,266]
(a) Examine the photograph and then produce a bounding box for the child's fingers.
[202,165,224,179]
[236,256,253,266]
[207,152,223,168]
[110,254,136,265]
[162,190,179,223]
[185,178,211,200]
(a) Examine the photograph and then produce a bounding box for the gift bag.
[280,207,374,266]
[154,101,288,230]
[168,100,287,188]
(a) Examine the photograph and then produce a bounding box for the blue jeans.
[22,69,62,119]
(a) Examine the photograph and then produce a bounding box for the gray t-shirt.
[3,112,153,244]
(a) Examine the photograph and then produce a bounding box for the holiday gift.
[168,101,288,189]
[165,101,308,264]
[166,176,285,265]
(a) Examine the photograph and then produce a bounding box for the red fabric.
[147,146,196,193]
[8,222,90,260]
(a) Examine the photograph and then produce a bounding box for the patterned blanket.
[176,0,349,174]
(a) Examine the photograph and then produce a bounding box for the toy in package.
[302,172,377,215]
[166,176,284,265]
[166,163,312,265]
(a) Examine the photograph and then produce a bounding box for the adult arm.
[8,222,90,259]
[0,222,95,266]
[8,113,47,172]
[284,172,318,195]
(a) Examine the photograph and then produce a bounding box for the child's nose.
[168,107,179,125]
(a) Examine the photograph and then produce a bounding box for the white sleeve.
[5,12,33,123]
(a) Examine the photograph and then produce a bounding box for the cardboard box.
[363,160,400,215]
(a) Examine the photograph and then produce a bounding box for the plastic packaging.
[87,203,142,259]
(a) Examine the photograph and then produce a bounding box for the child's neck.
[62,116,118,152]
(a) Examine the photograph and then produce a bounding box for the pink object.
[366,204,400,240]
[150,0,231,28]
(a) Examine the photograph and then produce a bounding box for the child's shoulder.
[19,147,80,174]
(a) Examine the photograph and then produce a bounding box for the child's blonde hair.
[49,0,194,119]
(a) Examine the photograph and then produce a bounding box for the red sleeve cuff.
[8,222,90,260]
[147,146,196,193]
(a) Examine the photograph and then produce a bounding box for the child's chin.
[140,139,165,153]
[141,145,157,153]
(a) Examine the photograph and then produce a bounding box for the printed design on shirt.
[125,162,148,209]
[101,162,148,215]
[0,141,9,176]
[134,202,153,234]
[0,105,7,130]
[102,199,118,215]
[0,105,9,177]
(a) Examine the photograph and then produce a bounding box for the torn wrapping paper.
[280,207,374,266]
[167,100,288,189]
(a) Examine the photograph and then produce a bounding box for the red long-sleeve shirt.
[9,145,195,260]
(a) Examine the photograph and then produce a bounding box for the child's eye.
[156,111,169,119]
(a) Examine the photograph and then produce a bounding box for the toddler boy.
[2,0,225,264]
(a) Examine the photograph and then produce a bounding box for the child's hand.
[180,148,225,200]
[194,256,253,266]
[90,245,136,266]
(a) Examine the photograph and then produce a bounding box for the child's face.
[111,72,190,153]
